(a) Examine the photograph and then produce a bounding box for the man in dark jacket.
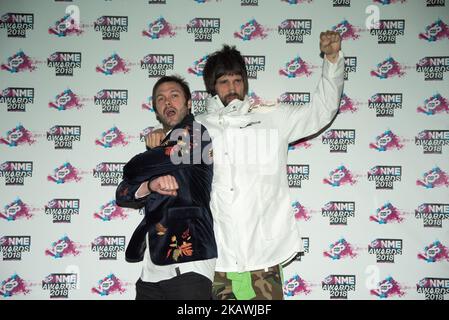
[116,75,217,300]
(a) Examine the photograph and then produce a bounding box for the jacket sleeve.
[115,180,147,209]
[280,51,345,144]
[123,124,211,185]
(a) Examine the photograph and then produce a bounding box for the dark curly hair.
[203,45,249,97]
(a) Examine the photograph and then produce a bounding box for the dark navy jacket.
[116,114,217,265]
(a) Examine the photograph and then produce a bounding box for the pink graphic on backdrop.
[370,57,406,79]
[279,56,313,78]
[1,51,36,73]
[0,274,31,297]
[339,93,359,113]
[92,274,126,296]
[417,94,449,115]
[332,20,360,41]
[419,19,449,42]
[324,238,358,260]
[0,198,33,221]
[188,55,208,76]
[370,277,406,298]
[369,130,404,151]
[141,96,155,112]
[0,125,36,147]
[45,236,81,258]
[323,165,357,187]
[234,19,268,41]
[281,0,313,4]
[48,14,83,37]
[96,54,130,75]
[292,201,311,221]
[95,127,129,148]
[248,91,263,106]
[143,17,176,39]
[94,200,128,221]
[49,89,83,111]
[418,241,449,263]
[416,167,449,188]
[283,275,311,297]
[370,203,404,224]
[288,140,312,151]
[373,0,407,4]
[47,162,82,184]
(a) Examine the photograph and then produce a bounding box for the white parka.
[196,51,345,272]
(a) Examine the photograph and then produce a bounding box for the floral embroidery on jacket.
[166,228,193,261]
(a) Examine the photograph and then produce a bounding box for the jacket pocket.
[148,206,211,265]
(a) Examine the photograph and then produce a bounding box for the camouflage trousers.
[212,265,284,300]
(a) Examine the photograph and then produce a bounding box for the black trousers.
[135,272,212,300]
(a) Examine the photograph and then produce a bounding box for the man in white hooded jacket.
[147,30,344,299]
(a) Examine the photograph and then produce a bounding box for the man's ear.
[187,99,192,111]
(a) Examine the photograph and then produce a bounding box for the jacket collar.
[206,95,252,116]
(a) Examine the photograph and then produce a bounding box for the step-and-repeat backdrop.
[0,0,448,300]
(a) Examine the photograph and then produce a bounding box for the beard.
[221,92,244,106]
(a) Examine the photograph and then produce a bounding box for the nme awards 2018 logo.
[243,55,265,79]
[47,125,81,149]
[94,16,128,40]
[322,129,355,152]
[0,161,33,185]
[322,275,356,299]
[368,93,403,117]
[0,13,34,37]
[415,130,449,154]
[370,20,405,44]
[416,56,449,80]
[141,54,174,77]
[287,164,309,188]
[94,89,128,113]
[278,92,310,106]
[368,165,402,189]
[0,87,34,112]
[322,201,355,225]
[45,199,80,223]
[42,273,77,298]
[368,238,403,263]
[192,90,209,115]
[0,236,31,260]
[91,236,125,260]
[278,19,311,43]
[417,278,449,300]
[93,162,125,186]
[187,18,220,42]
[344,56,357,80]
[47,52,81,76]
[415,203,449,227]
